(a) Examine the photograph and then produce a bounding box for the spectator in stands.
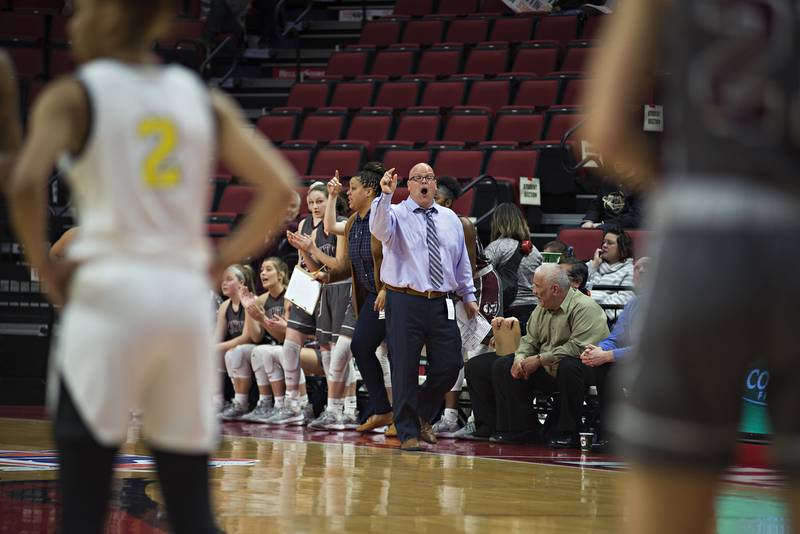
[370,162,478,451]
[581,178,643,230]
[485,203,542,334]
[559,256,590,295]
[543,240,569,256]
[223,257,288,423]
[586,228,635,322]
[319,163,395,435]
[460,264,608,445]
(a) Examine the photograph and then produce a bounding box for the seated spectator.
[458,264,608,445]
[581,180,643,230]
[542,240,569,256]
[586,228,635,322]
[580,256,649,450]
[485,203,542,333]
[559,256,590,295]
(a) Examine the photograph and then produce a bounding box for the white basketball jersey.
[61,59,215,270]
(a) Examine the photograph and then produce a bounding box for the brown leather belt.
[385,284,448,299]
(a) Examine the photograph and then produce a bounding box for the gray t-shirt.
[484,237,542,307]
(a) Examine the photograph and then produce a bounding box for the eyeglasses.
[409,174,436,183]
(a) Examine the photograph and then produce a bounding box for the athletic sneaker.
[431,417,461,438]
[452,421,490,441]
[309,410,339,430]
[293,404,315,426]
[241,399,274,423]
[216,399,233,416]
[265,406,304,425]
[326,412,359,431]
[220,401,249,421]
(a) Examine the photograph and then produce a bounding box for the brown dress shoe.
[400,438,423,451]
[385,423,397,437]
[356,411,393,432]
[419,418,437,444]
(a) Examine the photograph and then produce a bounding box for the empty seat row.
[259,105,585,153]
[6,45,73,79]
[360,12,604,47]
[327,40,596,79]
[393,0,512,17]
[284,76,587,114]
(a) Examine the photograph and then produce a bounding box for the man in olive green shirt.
[463,264,609,446]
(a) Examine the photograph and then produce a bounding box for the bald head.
[408,162,436,209]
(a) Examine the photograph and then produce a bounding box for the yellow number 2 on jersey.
[138,117,182,189]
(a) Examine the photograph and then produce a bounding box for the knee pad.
[255,345,284,383]
[224,345,252,379]
[376,342,391,385]
[280,340,302,386]
[320,350,331,377]
[329,336,352,383]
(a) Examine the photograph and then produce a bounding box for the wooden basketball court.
[0,407,789,533]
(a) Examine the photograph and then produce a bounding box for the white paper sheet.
[285,266,322,315]
[455,302,492,352]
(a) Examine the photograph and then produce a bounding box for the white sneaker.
[220,401,249,421]
[452,420,489,441]
[265,406,304,425]
[431,417,461,438]
[326,412,359,431]
[242,399,274,423]
[309,410,339,430]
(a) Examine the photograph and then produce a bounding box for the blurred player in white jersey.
[4,0,297,532]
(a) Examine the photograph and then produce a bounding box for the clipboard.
[285,265,322,315]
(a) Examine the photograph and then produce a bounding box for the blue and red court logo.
[0,450,256,472]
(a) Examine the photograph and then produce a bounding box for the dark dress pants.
[350,291,392,416]
[386,291,462,442]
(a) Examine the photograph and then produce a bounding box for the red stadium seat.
[514,78,559,107]
[279,144,314,175]
[325,50,370,79]
[393,187,411,204]
[214,185,257,220]
[512,42,559,76]
[49,48,75,77]
[437,0,478,15]
[286,81,330,109]
[359,20,403,47]
[467,80,510,114]
[535,14,580,46]
[51,16,70,45]
[420,80,466,108]
[625,229,650,259]
[256,107,302,144]
[485,148,540,183]
[401,19,445,46]
[297,108,348,143]
[557,228,603,261]
[394,107,441,143]
[417,44,463,77]
[442,106,492,144]
[445,17,489,44]
[379,145,431,180]
[330,80,376,108]
[489,16,534,42]
[492,107,544,144]
[311,145,365,177]
[450,187,475,216]
[433,148,485,178]
[345,107,393,158]
[371,47,417,78]
[560,43,596,72]
[394,0,435,17]
[12,0,64,14]
[7,47,43,78]
[374,80,422,109]
[581,15,608,40]
[0,13,44,44]
[542,107,585,142]
[479,0,514,14]
[561,78,589,106]
[463,42,509,76]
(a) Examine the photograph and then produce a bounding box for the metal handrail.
[560,114,601,173]
[459,174,502,226]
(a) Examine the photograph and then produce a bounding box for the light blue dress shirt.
[370,192,476,303]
